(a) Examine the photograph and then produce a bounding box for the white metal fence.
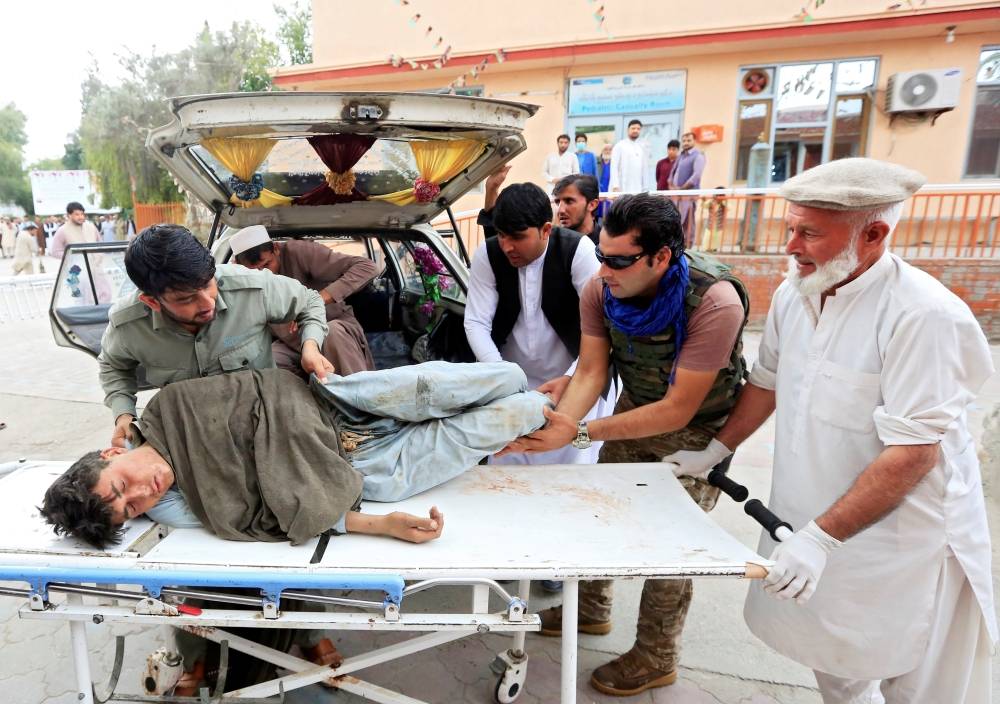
[0,274,55,323]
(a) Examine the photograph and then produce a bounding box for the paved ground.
[1,253,998,703]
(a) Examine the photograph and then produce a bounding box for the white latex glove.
[764,521,842,604]
[662,438,731,479]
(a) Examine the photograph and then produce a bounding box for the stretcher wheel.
[492,652,528,703]
[495,674,522,703]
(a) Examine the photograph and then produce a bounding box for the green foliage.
[79,21,281,207]
[27,157,64,171]
[62,132,85,170]
[274,1,313,65]
[0,103,32,214]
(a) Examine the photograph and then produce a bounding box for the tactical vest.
[486,227,584,357]
[604,250,750,429]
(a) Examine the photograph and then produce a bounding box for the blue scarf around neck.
[603,253,690,384]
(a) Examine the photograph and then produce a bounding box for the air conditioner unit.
[885,69,962,113]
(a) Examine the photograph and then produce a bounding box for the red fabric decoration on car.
[294,135,377,205]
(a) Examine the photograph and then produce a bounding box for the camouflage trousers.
[578,402,722,673]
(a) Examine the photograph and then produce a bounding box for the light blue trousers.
[311,361,551,502]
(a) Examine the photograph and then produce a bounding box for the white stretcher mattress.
[0,461,768,579]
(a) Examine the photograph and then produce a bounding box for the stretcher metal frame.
[0,460,769,704]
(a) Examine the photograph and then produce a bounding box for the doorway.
[567,113,681,190]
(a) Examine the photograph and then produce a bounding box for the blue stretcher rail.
[0,565,406,609]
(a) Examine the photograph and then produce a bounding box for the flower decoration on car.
[413,177,441,203]
[325,170,358,196]
[371,139,486,206]
[228,173,265,203]
[200,138,292,208]
[411,245,452,325]
[66,264,83,298]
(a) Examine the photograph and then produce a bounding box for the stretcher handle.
[745,499,793,542]
[706,467,749,502]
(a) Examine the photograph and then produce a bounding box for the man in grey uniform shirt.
[98,224,332,448]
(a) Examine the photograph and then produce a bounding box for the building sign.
[29,170,109,216]
[568,71,686,116]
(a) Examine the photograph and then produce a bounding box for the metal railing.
[0,273,56,323]
[434,186,1000,260]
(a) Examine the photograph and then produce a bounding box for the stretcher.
[0,460,770,703]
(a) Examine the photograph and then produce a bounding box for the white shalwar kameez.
[464,236,616,465]
[743,252,996,703]
[608,138,648,193]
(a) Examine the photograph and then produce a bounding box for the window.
[965,48,1000,178]
[733,58,877,183]
[734,101,771,181]
[394,242,465,303]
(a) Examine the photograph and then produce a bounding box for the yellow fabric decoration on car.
[325,170,357,196]
[200,137,293,208]
[372,139,486,206]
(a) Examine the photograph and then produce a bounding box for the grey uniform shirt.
[98,264,329,419]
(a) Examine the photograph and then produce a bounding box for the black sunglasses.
[595,247,647,270]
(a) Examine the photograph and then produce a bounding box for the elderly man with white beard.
[664,158,996,703]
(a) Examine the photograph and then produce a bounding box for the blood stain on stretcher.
[460,473,533,495]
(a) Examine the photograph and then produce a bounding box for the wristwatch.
[571,420,592,450]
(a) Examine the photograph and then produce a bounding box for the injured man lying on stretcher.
[40,361,549,548]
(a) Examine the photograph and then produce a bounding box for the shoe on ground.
[540,580,563,593]
[590,648,677,697]
[537,605,611,637]
[301,637,344,688]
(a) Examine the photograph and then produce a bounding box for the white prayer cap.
[229,225,272,256]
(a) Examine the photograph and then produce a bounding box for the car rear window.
[190,138,420,198]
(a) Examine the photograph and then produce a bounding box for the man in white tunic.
[542,134,580,193]
[609,119,648,193]
[465,180,614,470]
[667,158,996,703]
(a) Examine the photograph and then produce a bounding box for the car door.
[49,241,131,358]
[48,241,153,388]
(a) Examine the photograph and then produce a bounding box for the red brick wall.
[717,255,1000,341]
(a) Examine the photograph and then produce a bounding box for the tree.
[62,132,86,170]
[0,103,32,214]
[27,158,64,171]
[79,22,280,207]
[275,1,312,65]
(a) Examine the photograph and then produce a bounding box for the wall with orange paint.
[284,7,999,212]
[310,0,992,68]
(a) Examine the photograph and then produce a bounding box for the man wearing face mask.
[666,158,996,703]
[500,193,749,695]
[574,133,598,178]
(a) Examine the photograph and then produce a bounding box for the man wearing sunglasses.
[500,193,750,696]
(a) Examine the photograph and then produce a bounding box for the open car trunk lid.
[145,92,537,232]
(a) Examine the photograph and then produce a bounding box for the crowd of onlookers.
[0,203,136,275]
[541,123,733,251]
